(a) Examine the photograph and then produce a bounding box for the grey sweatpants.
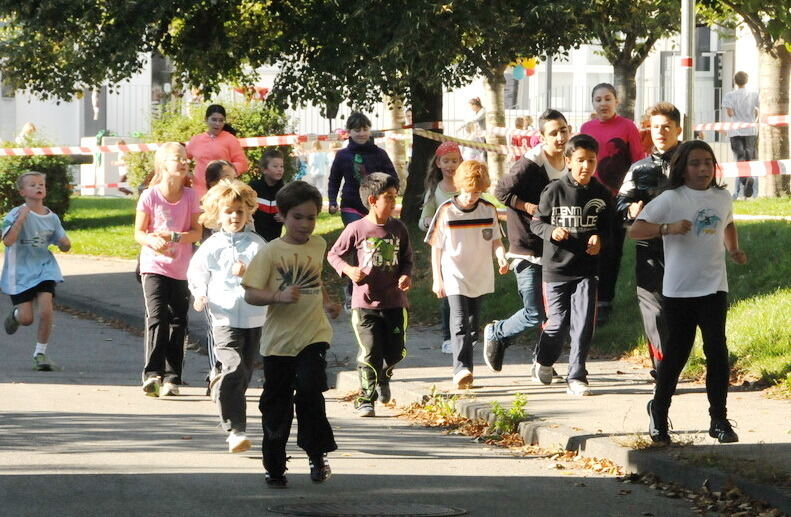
[212,326,262,433]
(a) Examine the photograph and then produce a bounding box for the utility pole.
[679,0,696,139]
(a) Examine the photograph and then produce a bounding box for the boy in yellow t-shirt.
[242,181,342,488]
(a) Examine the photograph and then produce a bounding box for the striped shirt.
[425,197,502,298]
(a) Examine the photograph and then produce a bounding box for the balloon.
[512,65,526,80]
[526,67,536,77]
[525,58,538,69]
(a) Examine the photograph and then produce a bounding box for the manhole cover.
[268,502,467,516]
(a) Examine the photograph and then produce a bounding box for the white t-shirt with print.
[637,186,733,298]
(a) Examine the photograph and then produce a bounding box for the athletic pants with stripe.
[635,243,667,371]
[141,274,189,384]
[535,277,597,382]
[351,308,408,404]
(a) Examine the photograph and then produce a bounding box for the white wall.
[106,58,153,137]
[14,92,82,145]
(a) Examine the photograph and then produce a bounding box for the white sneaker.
[532,362,554,385]
[441,340,453,354]
[453,368,473,389]
[142,376,161,397]
[161,382,180,396]
[566,379,592,396]
[227,431,252,453]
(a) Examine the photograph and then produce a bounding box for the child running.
[419,142,462,354]
[242,181,341,488]
[529,134,614,396]
[425,161,508,389]
[2,171,71,371]
[328,173,413,417]
[483,109,570,372]
[580,83,645,325]
[630,140,747,445]
[249,149,286,242]
[134,142,202,397]
[188,179,267,453]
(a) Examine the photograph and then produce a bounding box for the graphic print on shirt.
[694,208,721,236]
[19,229,54,248]
[276,252,321,294]
[598,138,632,191]
[551,199,606,230]
[361,236,400,271]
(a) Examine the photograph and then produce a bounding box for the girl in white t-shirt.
[630,140,747,445]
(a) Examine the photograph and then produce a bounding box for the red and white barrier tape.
[78,182,131,189]
[694,114,789,131]
[412,128,524,158]
[717,159,791,178]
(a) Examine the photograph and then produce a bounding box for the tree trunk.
[757,42,790,197]
[384,94,408,185]
[484,65,507,182]
[613,60,639,122]
[401,81,443,225]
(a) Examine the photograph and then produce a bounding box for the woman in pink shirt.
[186,104,250,199]
[580,83,645,325]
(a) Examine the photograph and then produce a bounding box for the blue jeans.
[492,261,545,344]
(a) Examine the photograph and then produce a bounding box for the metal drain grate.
[268,502,467,516]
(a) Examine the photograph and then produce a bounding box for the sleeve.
[398,223,414,276]
[226,134,250,174]
[491,205,503,240]
[529,185,555,241]
[49,215,67,244]
[136,188,152,215]
[424,204,447,248]
[241,247,272,290]
[379,148,398,179]
[636,191,672,224]
[721,91,733,111]
[187,243,211,298]
[418,190,437,231]
[327,225,355,277]
[327,151,343,206]
[615,165,639,219]
[627,122,646,163]
[494,160,526,209]
[1,206,20,238]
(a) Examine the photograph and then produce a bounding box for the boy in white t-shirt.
[2,171,71,371]
[425,160,508,389]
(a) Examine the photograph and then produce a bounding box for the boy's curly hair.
[199,179,258,229]
[453,160,490,192]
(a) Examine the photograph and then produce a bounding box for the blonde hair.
[16,171,45,190]
[454,160,490,192]
[199,179,258,229]
[149,142,187,186]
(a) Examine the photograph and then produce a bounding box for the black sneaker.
[265,473,288,488]
[647,400,670,444]
[376,382,391,404]
[309,454,331,483]
[709,419,739,443]
[483,322,505,372]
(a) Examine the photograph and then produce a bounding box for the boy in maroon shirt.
[327,173,413,417]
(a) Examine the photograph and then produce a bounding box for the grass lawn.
[9,195,790,389]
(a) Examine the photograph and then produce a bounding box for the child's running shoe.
[376,382,391,404]
[356,401,375,417]
[161,381,180,396]
[441,340,453,354]
[142,376,161,397]
[309,453,331,483]
[453,368,473,389]
[532,361,553,385]
[227,431,252,453]
[4,307,19,335]
[647,400,671,444]
[33,353,53,371]
[483,321,505,372]
[566,378,592,396]
[709,418,739,443]
[265,473,288,488]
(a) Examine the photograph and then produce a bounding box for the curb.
[335,370,791,514]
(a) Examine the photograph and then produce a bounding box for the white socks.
[34,342,48,357]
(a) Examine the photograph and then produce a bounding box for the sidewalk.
[16,253,791,512]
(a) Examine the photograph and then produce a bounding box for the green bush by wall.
[0,139,72,219]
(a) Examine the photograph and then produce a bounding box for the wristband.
[171,231,181,243]
[659,223,668,236]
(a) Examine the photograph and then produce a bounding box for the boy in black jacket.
[530,134,613,396]
[483,109,570,372]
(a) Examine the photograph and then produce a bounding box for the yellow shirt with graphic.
[242,235,332,356]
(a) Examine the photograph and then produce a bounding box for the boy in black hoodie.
[530,134,613,396]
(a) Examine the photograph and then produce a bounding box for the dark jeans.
[259,342,337,475]
[535,277,597,382]
[598,216,626,306]
[653,292,730,420]
[730,135,757,199]
[351,307,408,404]
[213,326,262,433]
[141,274,189,383]
[440,298,451,342]
[635,244,668,370]
[492,261,545,344]
[447,294,484,374]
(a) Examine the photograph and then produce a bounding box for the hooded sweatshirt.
[530,173,613,282]
[327,138,397,215]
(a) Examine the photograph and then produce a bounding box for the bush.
[125,101,294,190]
[0,139,72,219]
